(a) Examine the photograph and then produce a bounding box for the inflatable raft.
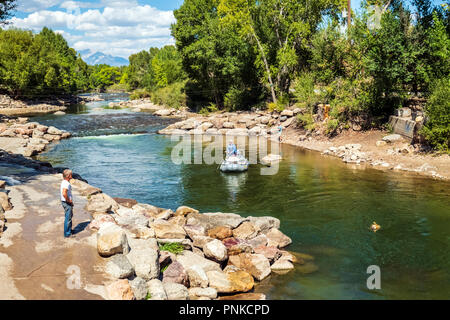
[220,152,249,172]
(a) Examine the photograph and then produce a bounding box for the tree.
[0,0,16,25]
[217,0,343,103]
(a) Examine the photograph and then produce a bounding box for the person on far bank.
[61,169,74,238]
[278,125,283,142]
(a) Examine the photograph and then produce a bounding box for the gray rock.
[105,254,134,279]
[203,239,228,262]
[163,282,189,300]
[126,247,159,280]
[147,279,167,300]
[97,223,130,257]
[186,265,209,288]
[175,250,222,274]
[130,277,148,300]
[188,287,217,300]
[382,134,403,143]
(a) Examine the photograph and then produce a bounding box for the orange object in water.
[370,221,381,233]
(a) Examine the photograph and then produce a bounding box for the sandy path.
[0,172,108,300]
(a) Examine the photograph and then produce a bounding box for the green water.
[33,96,450,300]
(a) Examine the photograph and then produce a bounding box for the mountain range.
[78,49,129,67]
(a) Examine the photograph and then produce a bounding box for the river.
[33,93,450,300]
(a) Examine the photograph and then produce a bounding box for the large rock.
[147,279,167,300]
[114,214,149,229]
[248,216,280,234]
[184,224,207,240]
[105,254,134,279]
[130,277,148,300]
[188,287,217,300]
[382,134,403,143]
[222,237,254,255]
[229,253,271,281]
[271,258,295,272]
[163,282,189,300]
[113,198,138,208]
[175,206,199,216]
[88,214,116,231]
[265,228,292,248]
[86,193,120,215]
[175,250,221,274]
[0,192,12,211]
[106,279,135,300]
[206,270,254,293]
[254,245,282,263]
[203,239,228,262]
[187,212,248,229]
[126,247,159,280]
[192,235,215,249]
[162,261,188,286]
[150,220,186,239]
[132,203,162,217]
[207,226,233,240]
[186,265,209,288]
[97,223,130,257]
[280,110,294,117]
[232,221,259,239]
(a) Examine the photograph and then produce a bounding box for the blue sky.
[8,0,447,59]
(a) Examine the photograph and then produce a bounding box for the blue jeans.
[62,201,73,237]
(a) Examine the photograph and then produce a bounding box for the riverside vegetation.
[1,0,449,152]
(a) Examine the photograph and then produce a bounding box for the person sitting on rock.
[61,169,74,238]
[227,140,237,157]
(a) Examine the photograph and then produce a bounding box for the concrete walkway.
[0,171,108,299]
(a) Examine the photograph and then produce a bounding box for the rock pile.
[82,189,297,300]
[0,189,12,237]
[157,108,303,137]
[0,116,71,157]
[322,144,370,164]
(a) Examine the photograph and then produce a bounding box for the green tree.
[0,0,16,25]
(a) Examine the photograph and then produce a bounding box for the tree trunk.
[252,31,277,104]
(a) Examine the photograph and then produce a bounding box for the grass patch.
[158,242,184,255]
[145,292,152,300]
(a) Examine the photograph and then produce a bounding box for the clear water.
[33,94,450,300]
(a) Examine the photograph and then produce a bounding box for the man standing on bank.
[61,169,74,238]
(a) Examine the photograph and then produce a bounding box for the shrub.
[130,88,151,100]
[292,72,322,111]
[325,118,339,135]
[151,81,187,109]
[199,103,218,115]
[296,113,316,131]
[421,78,450,152]
[158,242,184,254]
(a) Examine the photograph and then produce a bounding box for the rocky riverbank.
[0,94,88,116]
[152,106,449,181]
[0,115,71,157]
[0,154,301,300]
[0,116,301,300]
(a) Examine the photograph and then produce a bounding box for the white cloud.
[8,3,176,59]
[18,0,64,13]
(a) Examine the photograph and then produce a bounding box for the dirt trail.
[0,172,108,300]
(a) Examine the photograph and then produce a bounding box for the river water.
[33,93,450,300]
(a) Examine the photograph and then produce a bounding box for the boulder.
[162,261,188,286]
[192,235,215,249]
[130,277,148,300]
[247,234,268,249]
[150,220,186,239]
[175,206,199,216]
[382,134,403,143]
[113,197,138,208]
[47,126,63,135]
[114,214,149,229]
[0,192,12,211]
[270,258,295,272]
[203,239,228,262]
[229,253,271,281]
[187,265,209,288]
[222,237,254,255]
[147,279,167,300]
[175,250,221,274]
[97,223,130,257]
[254,245,282,263]
[126,247,159,280]
[280,110,294,117]
[206,270,254,293]
[106,279,135,300]
[183,224,207,240]
[207,226,233,240]
[132,203,162,217]
[222,122,235,129]
[154,109,175,117]
[265,228,292,248]
[232,221,259,239]
[248,216,280,234]
[0,180,6,189]
[163,282,189,300]
[105,254,134,279]
[86,193,119,215]
[188,212,248,229]
[188,287,217,300]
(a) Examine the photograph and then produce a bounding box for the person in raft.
[227,140,237,157]
[61,169,74,238]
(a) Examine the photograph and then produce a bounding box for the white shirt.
[60,180,73,202]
